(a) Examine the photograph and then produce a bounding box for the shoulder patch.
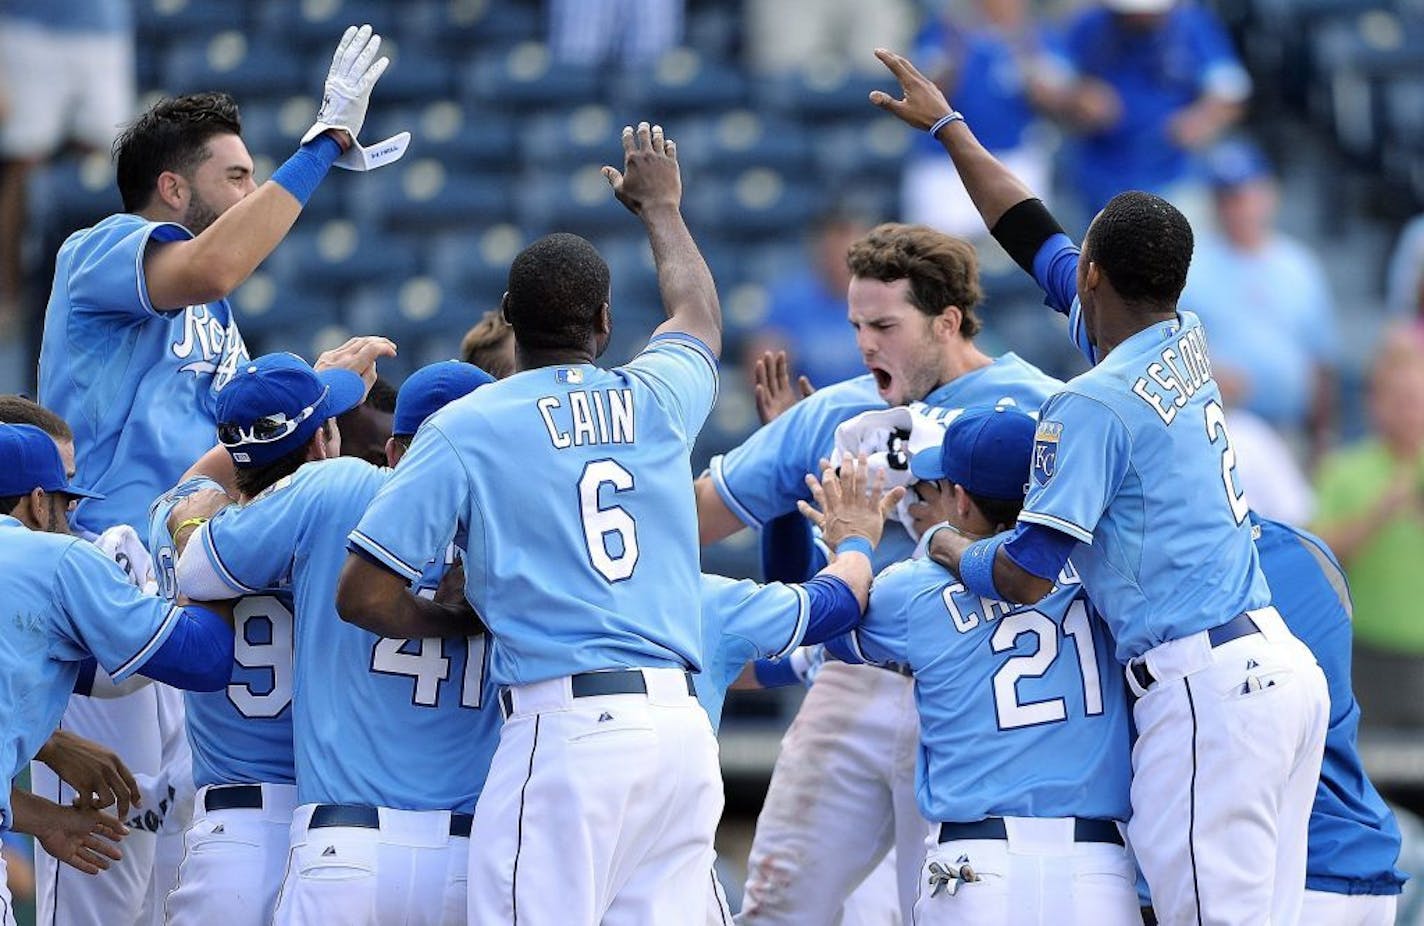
[1032,420,1062,484]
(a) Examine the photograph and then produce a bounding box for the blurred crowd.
[2,0,1424,870]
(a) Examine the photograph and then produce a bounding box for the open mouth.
[871,367,892,394]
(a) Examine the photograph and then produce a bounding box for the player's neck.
[1093,306,1177,357]
[931,343,994,392]
[515,345,596,372]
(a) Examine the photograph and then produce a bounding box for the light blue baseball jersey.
[838,558,1130,823]
[189,458,498,812]
[695,574,809,730]
[1253,516,1406,896]
[149,477,296,789]
[709,358,1062,573]
[0,515,183,829]
[39,213,249,535]
[1023,237,1270,662]
[349,334,719,687]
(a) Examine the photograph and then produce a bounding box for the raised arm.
[603,122,722,357]
[144,26,408,310]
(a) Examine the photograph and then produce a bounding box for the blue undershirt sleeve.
[134,606,234,692]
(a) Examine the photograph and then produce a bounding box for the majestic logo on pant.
[322,846,337,857]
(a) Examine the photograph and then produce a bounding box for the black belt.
[938,818,1124,847]
[874,661,914,679]
[1129,613,1262,690]
[498,669,696,716]
[308,803,473,838]
[204,784,265,812]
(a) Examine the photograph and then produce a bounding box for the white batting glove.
[303,24,410,172]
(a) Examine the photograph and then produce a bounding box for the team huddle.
[0,23,1407,926]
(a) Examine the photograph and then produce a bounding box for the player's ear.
[952,484,973,522]
[385,436,401,469]
[154,171,187,212]
[933,305,963,340]
[1082,260,1101,294]
[596,302,612,337]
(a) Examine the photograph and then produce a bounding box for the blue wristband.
[959,532,1010,600]
[271,135,342,206]
[753,657,802,689]
[928,111,965,139]
[835,536,873,559]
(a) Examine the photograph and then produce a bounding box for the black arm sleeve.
[990,198,1067,275]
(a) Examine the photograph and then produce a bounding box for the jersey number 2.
[579,460,640,583]
[1204,400,1250,525]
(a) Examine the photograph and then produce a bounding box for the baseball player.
[872,48,1329,924]
[1250,514,1407,924]
[339,122,722,926]
[695,227,1061,923]
[814,408,1138,924]
[148,474,299,925]
[0,422,239,917]
[176,355,497,925]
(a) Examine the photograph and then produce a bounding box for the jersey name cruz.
[941,561,1081,634]
[173,303,248,391]
[1129,323,1214,425]
[536,388,636,449]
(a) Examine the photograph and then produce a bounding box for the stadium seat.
[254,0,394,49]
[682,167,818,237]
[515,166,631,236]
[673,111,812,175]
[463,44,603,112]
[427,224,528,307]
[812,119,914,182]
[354,159,514,230]
[231,271,345,346]
[164,32,305,98]
[357,38,456,102]
[264,221,421,291]
[29,155,124,241]
[369,102,517,171]
[345,277,484,346]
[755,62,899,121]
[401,0,542,53]
[135,0,248,41]
[615,48,747,116]
[519,106,622,170]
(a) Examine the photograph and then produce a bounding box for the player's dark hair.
[231,422,331,499]
[0,396,72,441]
[503,234,610,353]
[847,224,983,337]
[461,308,516,378]
[1084,192,1194,308]
[966,491,1023,532]
[362,378,398,414]
[114,92,243,213]
[0,495,23,516]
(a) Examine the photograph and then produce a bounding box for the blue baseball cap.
[0,423,103,500]
[393,361,495,437]
[215,353,366,468]
[909,407,1037,500]
[1205,139,1272,190]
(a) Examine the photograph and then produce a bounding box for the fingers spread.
[665,138,678,161]
[797,375,814,398]
[651,123,666,155]
[621,125,635,156]
[636,121,652,151]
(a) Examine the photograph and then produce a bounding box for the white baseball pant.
[738,661,928,925]
[164,783,296,926]
[913,819,1141,925]
[273,804,469,925]
[469,668,723,926]
[143,683,194,926]
[1127,606,1329,926]
[1299,890,1397,925]
[33,687,162,926]
[0,854,16,926]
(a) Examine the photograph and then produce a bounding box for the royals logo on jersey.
[1033,420,1061,484]
[173,304,248,392]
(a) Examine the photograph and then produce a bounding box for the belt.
[874,661,914,679]
[308,803,473,838]
[204,784,264,812]
[498,669,697,716]
[938,818,1124,847]
[1130,613,1261,690]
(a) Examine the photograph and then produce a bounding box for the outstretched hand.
[315,335,398,395]
[35,803,128,876]
[798,453,906,551]
[868,48,956,133]
[752,351,814,425]
[603,122,683,217]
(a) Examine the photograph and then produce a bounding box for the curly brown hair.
[846,223,983,338]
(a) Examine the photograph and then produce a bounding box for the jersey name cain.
[536,389,636,449]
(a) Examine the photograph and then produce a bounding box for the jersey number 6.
[579,460,640,583]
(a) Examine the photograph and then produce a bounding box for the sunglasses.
[217,387,327,447]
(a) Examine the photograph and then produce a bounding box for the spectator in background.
[902,0,1056,240]
[0,0,134,329]
[1385,213,1424,328]
[548,0,683,67]
[1183,139,1337,460]
[1312,329,1424,729]
[461,307,517,379]
[1038,0,1249,220]
[744,0,914,76]
[744,210,868,389]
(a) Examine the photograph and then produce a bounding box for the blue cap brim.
[909,447,948,482]
[317,369,367,420]
[57,483,105,500]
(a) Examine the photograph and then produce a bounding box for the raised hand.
[868,48,957,132]
[315,335,398,394]
[798,453,907,551]
[603,122,683,217]
[303,25,410,171]
[35,731,142,821]
[36,803,128,875]
[752,351,815,425]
